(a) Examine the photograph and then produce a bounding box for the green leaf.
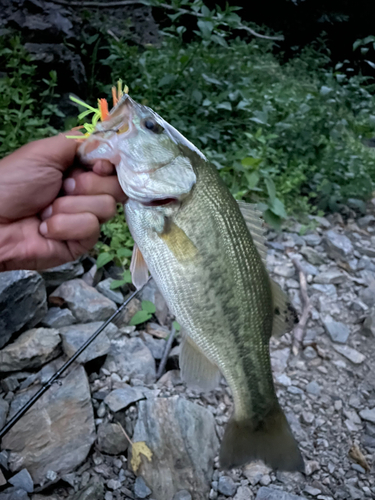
[246,171,259,189]
[270,198,287,218]
[129,310,152,326]
[123,270,132,283]
[211,34,228,48]
[110,279,127,290]
[142,300,156,314]
[96,252,113,269]
[353,39,362,51]
[241,157,261,168]
[197,20,213,38]
[264,177,276,204]
[158,74,176,87]
[172,321,181,332]
[320,86,333,96]
[263,209,282,230]
[216,102,232,111]
[117,247,133,258]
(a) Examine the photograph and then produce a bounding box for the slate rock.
[112,297,142,328]
[173,491,192,500]
[274,265,295,278]
[59,323,115,363]
[299,247,325,266]
[134,476,152,499]
[359,408,375,424]
[131,396,219,500]
[314,270,345,284]
[3,365,95,484]
[362,308,375,337]
[0,397,9,429]
[322,316,350,344]
[305,381,321,395]
[104,386,144,412]
[97,422,128,455]
[0,488,29,500]
[0,328,61,372]
[359,281,375,307]
[40,260,84,288]
[302,234,321,246]
[218,476,237,496]
[103,337,156,384]
[41,308,76,328]
[310,284,337,297]
[0,470,5,487]
[323,230,353,261]
[256,487,307,500]
[71,484,105,500]
[96,278,124,305]
[8,469,33,493]
[234,486,253,500]
[0,271,47,348]
[143,335,166,360]
[50,279,116,322]
[333,344,365,364]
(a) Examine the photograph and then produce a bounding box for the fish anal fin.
[130,243,149,290]
[237,201,267,264]
[219,404,304,472]
[180,331,221,393]
[270,279,299,338]
[159,220,198,262]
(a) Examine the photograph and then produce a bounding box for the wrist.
[0,223,24,272]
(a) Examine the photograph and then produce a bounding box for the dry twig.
[50,0,284,41]
[156,325,176,379]
[290,255,312,355]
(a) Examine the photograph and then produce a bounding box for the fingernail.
[41,205,52,220]
[39,221,48,235]
[64,178,76,194]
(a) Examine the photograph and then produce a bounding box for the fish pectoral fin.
[180,330,222,393]
[270,279,299,338]
[219,403,304,472]
[130,243,149,290]
[237,201,267,264]
[159,220,198,262]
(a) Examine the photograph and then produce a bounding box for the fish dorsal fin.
[270,279,299,338]
[180,329,222,392]
[130,243,149,290]
[237,201,267,264]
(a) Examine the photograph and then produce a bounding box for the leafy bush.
[0,36,62,155]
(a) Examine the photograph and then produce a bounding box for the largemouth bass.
[79,94,304,471]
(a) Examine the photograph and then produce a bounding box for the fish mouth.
[140,197,179,207]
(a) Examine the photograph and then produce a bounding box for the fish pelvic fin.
[180,330,222,392]
[270,279,299,338]
[130,243,149,290]
[219,404,304,472]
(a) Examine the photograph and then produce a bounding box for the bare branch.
[290,255,312,355]
[49,0,284,41]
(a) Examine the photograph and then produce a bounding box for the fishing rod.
[0,278,151,440]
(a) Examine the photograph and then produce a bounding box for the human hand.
[0,133,127,271]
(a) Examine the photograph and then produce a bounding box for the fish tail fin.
[219,405,304,472]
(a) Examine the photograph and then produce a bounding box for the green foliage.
[130,300,156,326]
[0,36,61,155]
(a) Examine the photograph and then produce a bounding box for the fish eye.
[142,118,164,134]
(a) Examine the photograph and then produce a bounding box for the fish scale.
[79,93,304,472]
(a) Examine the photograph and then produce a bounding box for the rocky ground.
[0,204,375,500]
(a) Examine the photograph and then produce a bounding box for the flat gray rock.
[310,284,337,296]
[0,397,9,429]
[50,279,116,323]
[8,469,33,493]
[134,476,152,499]
[172,491,192,500]
[323,230,353,261]
[303,233,321,246]
[256,487,307,500]
[0,488,30,500]
[104,386,144,412]
[359,281,375,307]
[97,422,128,455]
[333,344,365,364]
[103,337,156,384]
[362,308,375,337]
[131,396,219,500]
[2,364,95,484]
[218,476,237,496]
[322,316,350,344]
[40,260,84,288]
[299,246,326,265]
[359,408,375,424]
[0,271,47,348]
[41,308,76,328]
[234,486,253,500]
[96,278,124,305]
[71,484,104,500]
[314,269,345,284]
[0,328,61,372]
[59,323,116,363]
[143,335,166,360]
